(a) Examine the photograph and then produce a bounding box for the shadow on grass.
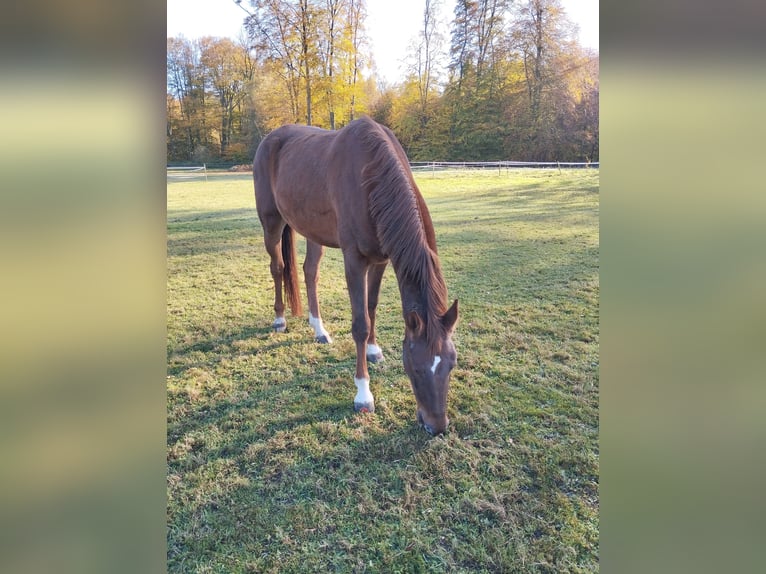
[167,314,418,446]
[167,324,307,374]
[167,208,260,257]
[167,424,432,571]
[439,227,598,310]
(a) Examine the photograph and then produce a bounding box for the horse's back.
[253,124,331,189]
[254,124,342,246]
[252,117,408,255]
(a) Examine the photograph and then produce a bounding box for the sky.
[167,0,598,84]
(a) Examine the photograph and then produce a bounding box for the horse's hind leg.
[366,262,387,363]
[262,219,287,332]
[304,240,332,343]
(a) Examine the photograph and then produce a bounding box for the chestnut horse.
[253,116,458,434]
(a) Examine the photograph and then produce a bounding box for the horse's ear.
[405,310,424,336]
[442,299,459,333]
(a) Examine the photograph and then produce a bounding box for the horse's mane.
[356,117,449,353]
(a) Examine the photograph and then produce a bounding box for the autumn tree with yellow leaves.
[167,0,597,164]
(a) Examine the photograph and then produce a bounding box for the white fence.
[166,161,598,180]
[410,160,599,173]
[167,165,208,181]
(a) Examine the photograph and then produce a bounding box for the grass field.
[167,168,599,573]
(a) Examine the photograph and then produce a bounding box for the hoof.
[315,335,332,344]
[366,344,384,363]
[354,401,375,414]
[272,318,286,333]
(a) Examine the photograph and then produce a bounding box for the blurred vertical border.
[2,2,765,573]
[0,2,167,573]
[601,1,766,573]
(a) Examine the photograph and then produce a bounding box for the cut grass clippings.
[167,168,599,573]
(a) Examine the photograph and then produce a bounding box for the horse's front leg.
[304,240,332,343]
[343,249,374,413]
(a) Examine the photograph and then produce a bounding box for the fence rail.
[409,160,599,172]
[166,161,599,180]
[167,164,208,181]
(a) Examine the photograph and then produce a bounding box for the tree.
[412,0,445,113]
[297,0,319,125]
[167,37,209,161]
[319,0,342,128]
[246,0,370,129]
[167,36,265,163]
[199,37,255,157]
[443,0,511,160]
[392,0,447,158]
[246,0,305,123]
[166,0,598,164]
[343,0,366,122]
[449,0,509,90]
[512,1,570,123]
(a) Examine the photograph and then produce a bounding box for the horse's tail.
[281,224,302,316]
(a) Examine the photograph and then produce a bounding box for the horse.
[252,116,458,435]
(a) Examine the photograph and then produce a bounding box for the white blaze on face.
[431,355,442,374]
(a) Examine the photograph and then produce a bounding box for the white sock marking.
[367,343,382,356]
[354,376,374,405]
[309,313,332,341]
[431,355,442,374]
[273,316,286,327]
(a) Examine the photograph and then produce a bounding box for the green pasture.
[167,168,599,572]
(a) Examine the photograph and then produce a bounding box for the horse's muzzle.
[418,410,449,436]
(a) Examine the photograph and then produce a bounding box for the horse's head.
[402,300,459,435]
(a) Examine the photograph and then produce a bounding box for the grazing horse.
[253,116,458,434]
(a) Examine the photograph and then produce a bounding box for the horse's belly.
[276,193,340,248]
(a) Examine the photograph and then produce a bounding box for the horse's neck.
[396,276,422,314]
